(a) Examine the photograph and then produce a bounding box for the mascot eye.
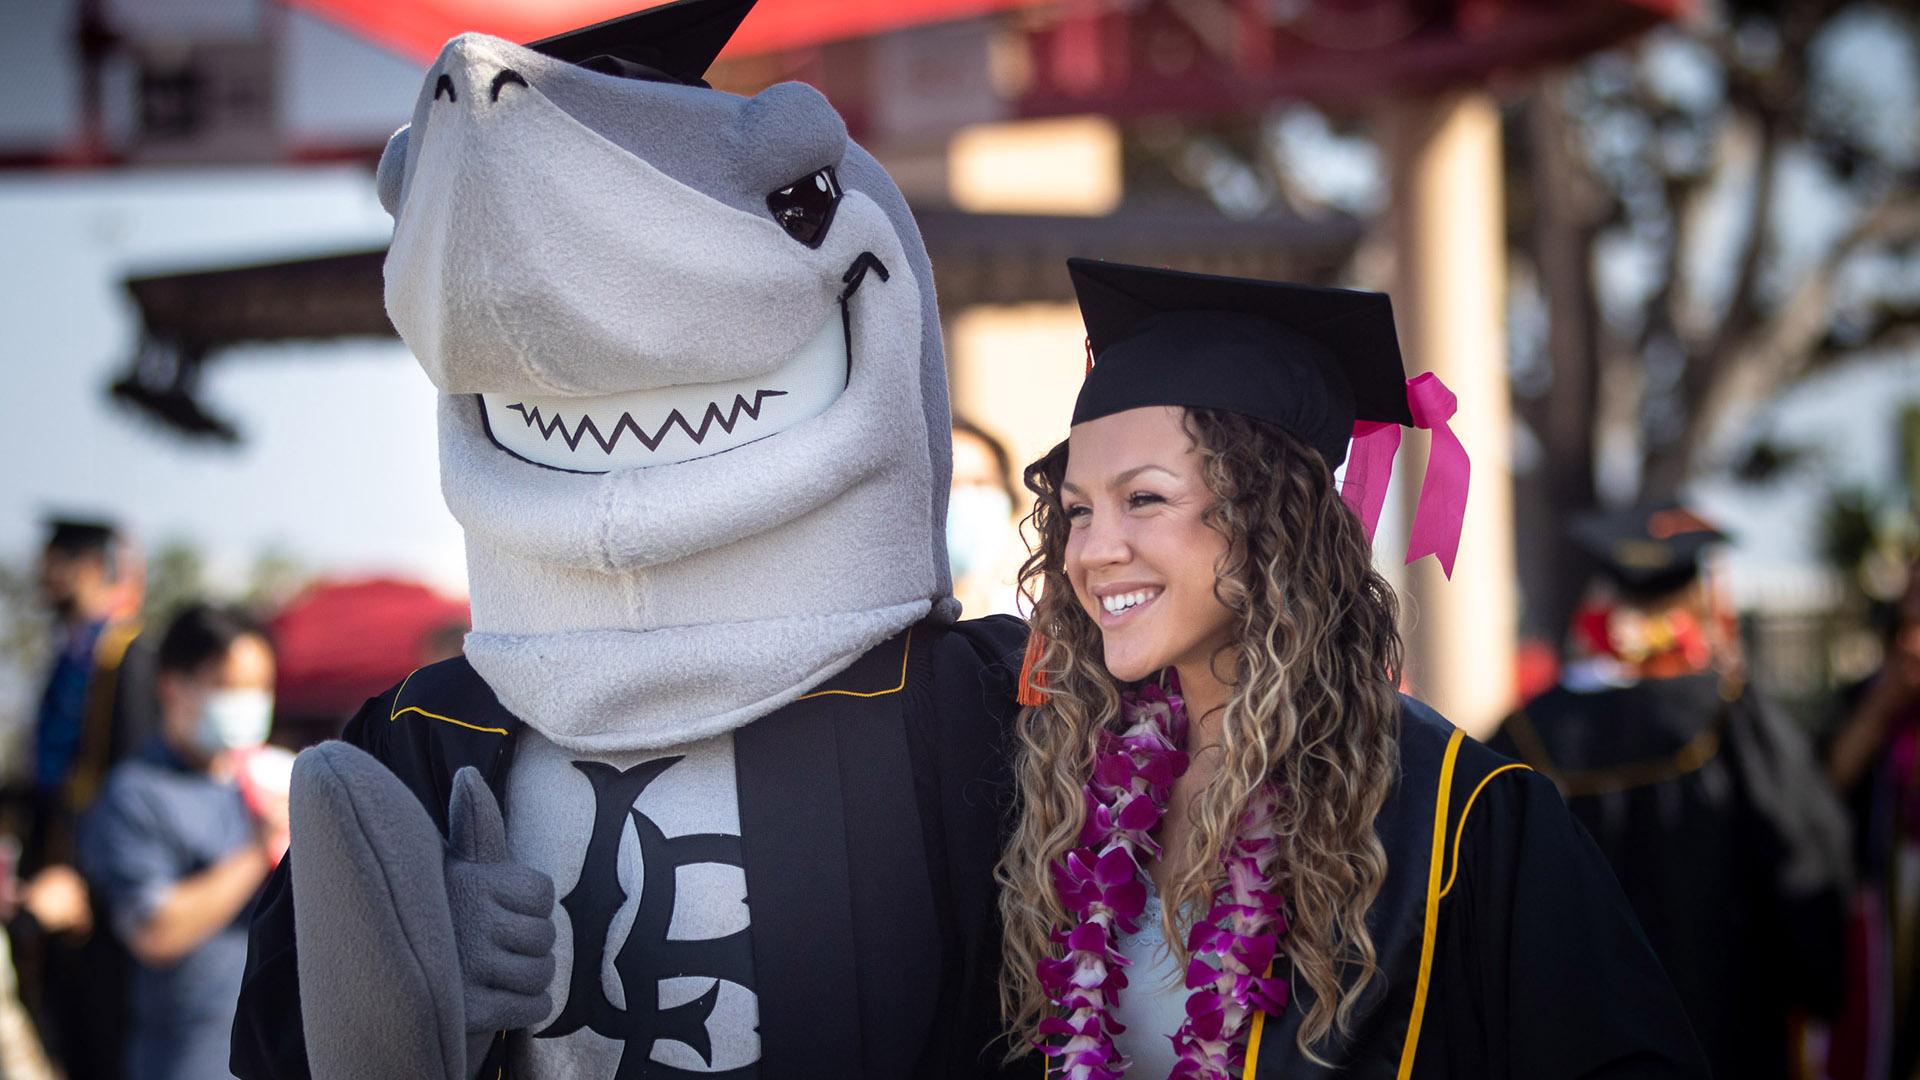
[766,167,841,248]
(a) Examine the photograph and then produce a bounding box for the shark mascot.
[229,3,1030,1078]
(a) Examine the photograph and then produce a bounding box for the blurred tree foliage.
[1818,403,1920,602]
[1507,0,1920,639]
[0,559,47,684]
[245,544,310,613]
[1139,2,1920,643]
[1530,0,1920,495]
[140,539,206,627]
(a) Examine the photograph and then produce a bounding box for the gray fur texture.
[288,27,965,1078]
[290,742,470,1080]
[377,32,958,750]
[291,746,558,1080]
[445,768,556,1066]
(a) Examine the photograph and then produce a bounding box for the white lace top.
[1110,880,1188,1076]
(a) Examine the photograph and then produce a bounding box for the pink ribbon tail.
[1403,372,1470,578]
[1339,421,1400,544]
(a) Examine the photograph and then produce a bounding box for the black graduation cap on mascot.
[1570,502,1729,601]
[527,0,757,87]
[1067,257,1470,574]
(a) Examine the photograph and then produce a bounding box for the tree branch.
[1682,190,1920,468]
[1703,105,1782,362]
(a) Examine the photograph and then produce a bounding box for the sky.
[0,167,466,595]
[0,0,460,596]
[1693,349,1920,610]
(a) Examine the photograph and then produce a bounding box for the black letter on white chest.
[537,756,757,1079]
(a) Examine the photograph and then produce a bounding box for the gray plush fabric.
[445,768,557,1069]
[377,32,959,751]
[295,29,969,1076]
[290,742,468,1080]
[503,728,757,1075]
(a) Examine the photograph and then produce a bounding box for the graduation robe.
[1042,700,1707,1079]
[230,616,1040,1080]
[1224,700,1710,1078]
[1490,675,1851,1080]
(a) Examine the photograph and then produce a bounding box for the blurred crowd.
[2,424,1920,1080]
[0,519,467,1080]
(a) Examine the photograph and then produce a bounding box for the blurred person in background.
[949,415,1024,618]
[78,604,291,1080]
[1490,503,1851,1080]
[5,517,152,1080]
[1825,562,1920,1080]
[20,517,153,871]
[0,877,57,1080]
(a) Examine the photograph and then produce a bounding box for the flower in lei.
[1037,677,1289,1080]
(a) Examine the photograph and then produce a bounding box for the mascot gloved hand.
[288,744,555,1080]
[231,2,1032,1079]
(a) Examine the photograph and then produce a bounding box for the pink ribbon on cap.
[1337,372,1471,579]
[1339,421,1401,544]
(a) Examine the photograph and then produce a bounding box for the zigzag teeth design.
[505,390,791,455]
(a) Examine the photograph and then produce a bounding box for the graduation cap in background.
[43,516,119,556]
[527,0,758,87]
[1570,503,1730,600]
[1065,257,1470,577]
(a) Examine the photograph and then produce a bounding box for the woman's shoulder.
[1394,694,1532,796]
[1374,695,1552,907]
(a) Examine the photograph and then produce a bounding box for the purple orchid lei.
[1037,677,1289,1080]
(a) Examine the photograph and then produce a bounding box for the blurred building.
[3,0,1689,730]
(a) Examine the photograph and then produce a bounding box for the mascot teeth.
[479,312,848,472]
[243,6,1015,1078]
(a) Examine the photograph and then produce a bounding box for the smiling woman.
[1058,406,1233,689]
[997,259,1711,1080]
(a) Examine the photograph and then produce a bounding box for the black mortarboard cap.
[43,517,118,556]
[1068,258,1412,468]
[1570,502,1729,599]
[528,0,757,87]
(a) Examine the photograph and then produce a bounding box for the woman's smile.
[1094,583,1164,625]
[1062,406,1235,684]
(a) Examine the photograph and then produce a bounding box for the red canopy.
[270,578,469,720]
[284,0,1058,64]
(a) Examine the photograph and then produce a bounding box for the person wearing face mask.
[77,604,290,1080]
[950,415,1024,618]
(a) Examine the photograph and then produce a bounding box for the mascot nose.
[430,33,543,109]
[432,67,531,106]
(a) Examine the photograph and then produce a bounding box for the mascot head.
[376,0,956,751]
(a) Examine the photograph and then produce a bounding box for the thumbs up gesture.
[444,767,557,1043]
[287,743,556,1080]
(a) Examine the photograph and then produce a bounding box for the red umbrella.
[284,0,1059,65]
[270,577,469,722]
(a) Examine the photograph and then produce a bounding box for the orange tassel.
[1084,336,1095,375]
[1017,630,1048,707]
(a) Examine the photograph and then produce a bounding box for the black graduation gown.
[1490,675,1851,1080]
[1219,699,1707,1078]
[230,616,1041,1080]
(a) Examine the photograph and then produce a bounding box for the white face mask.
[193,688,274,754]
[946,484,1015,582]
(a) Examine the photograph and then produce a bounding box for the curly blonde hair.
[996,408,1403,1062]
